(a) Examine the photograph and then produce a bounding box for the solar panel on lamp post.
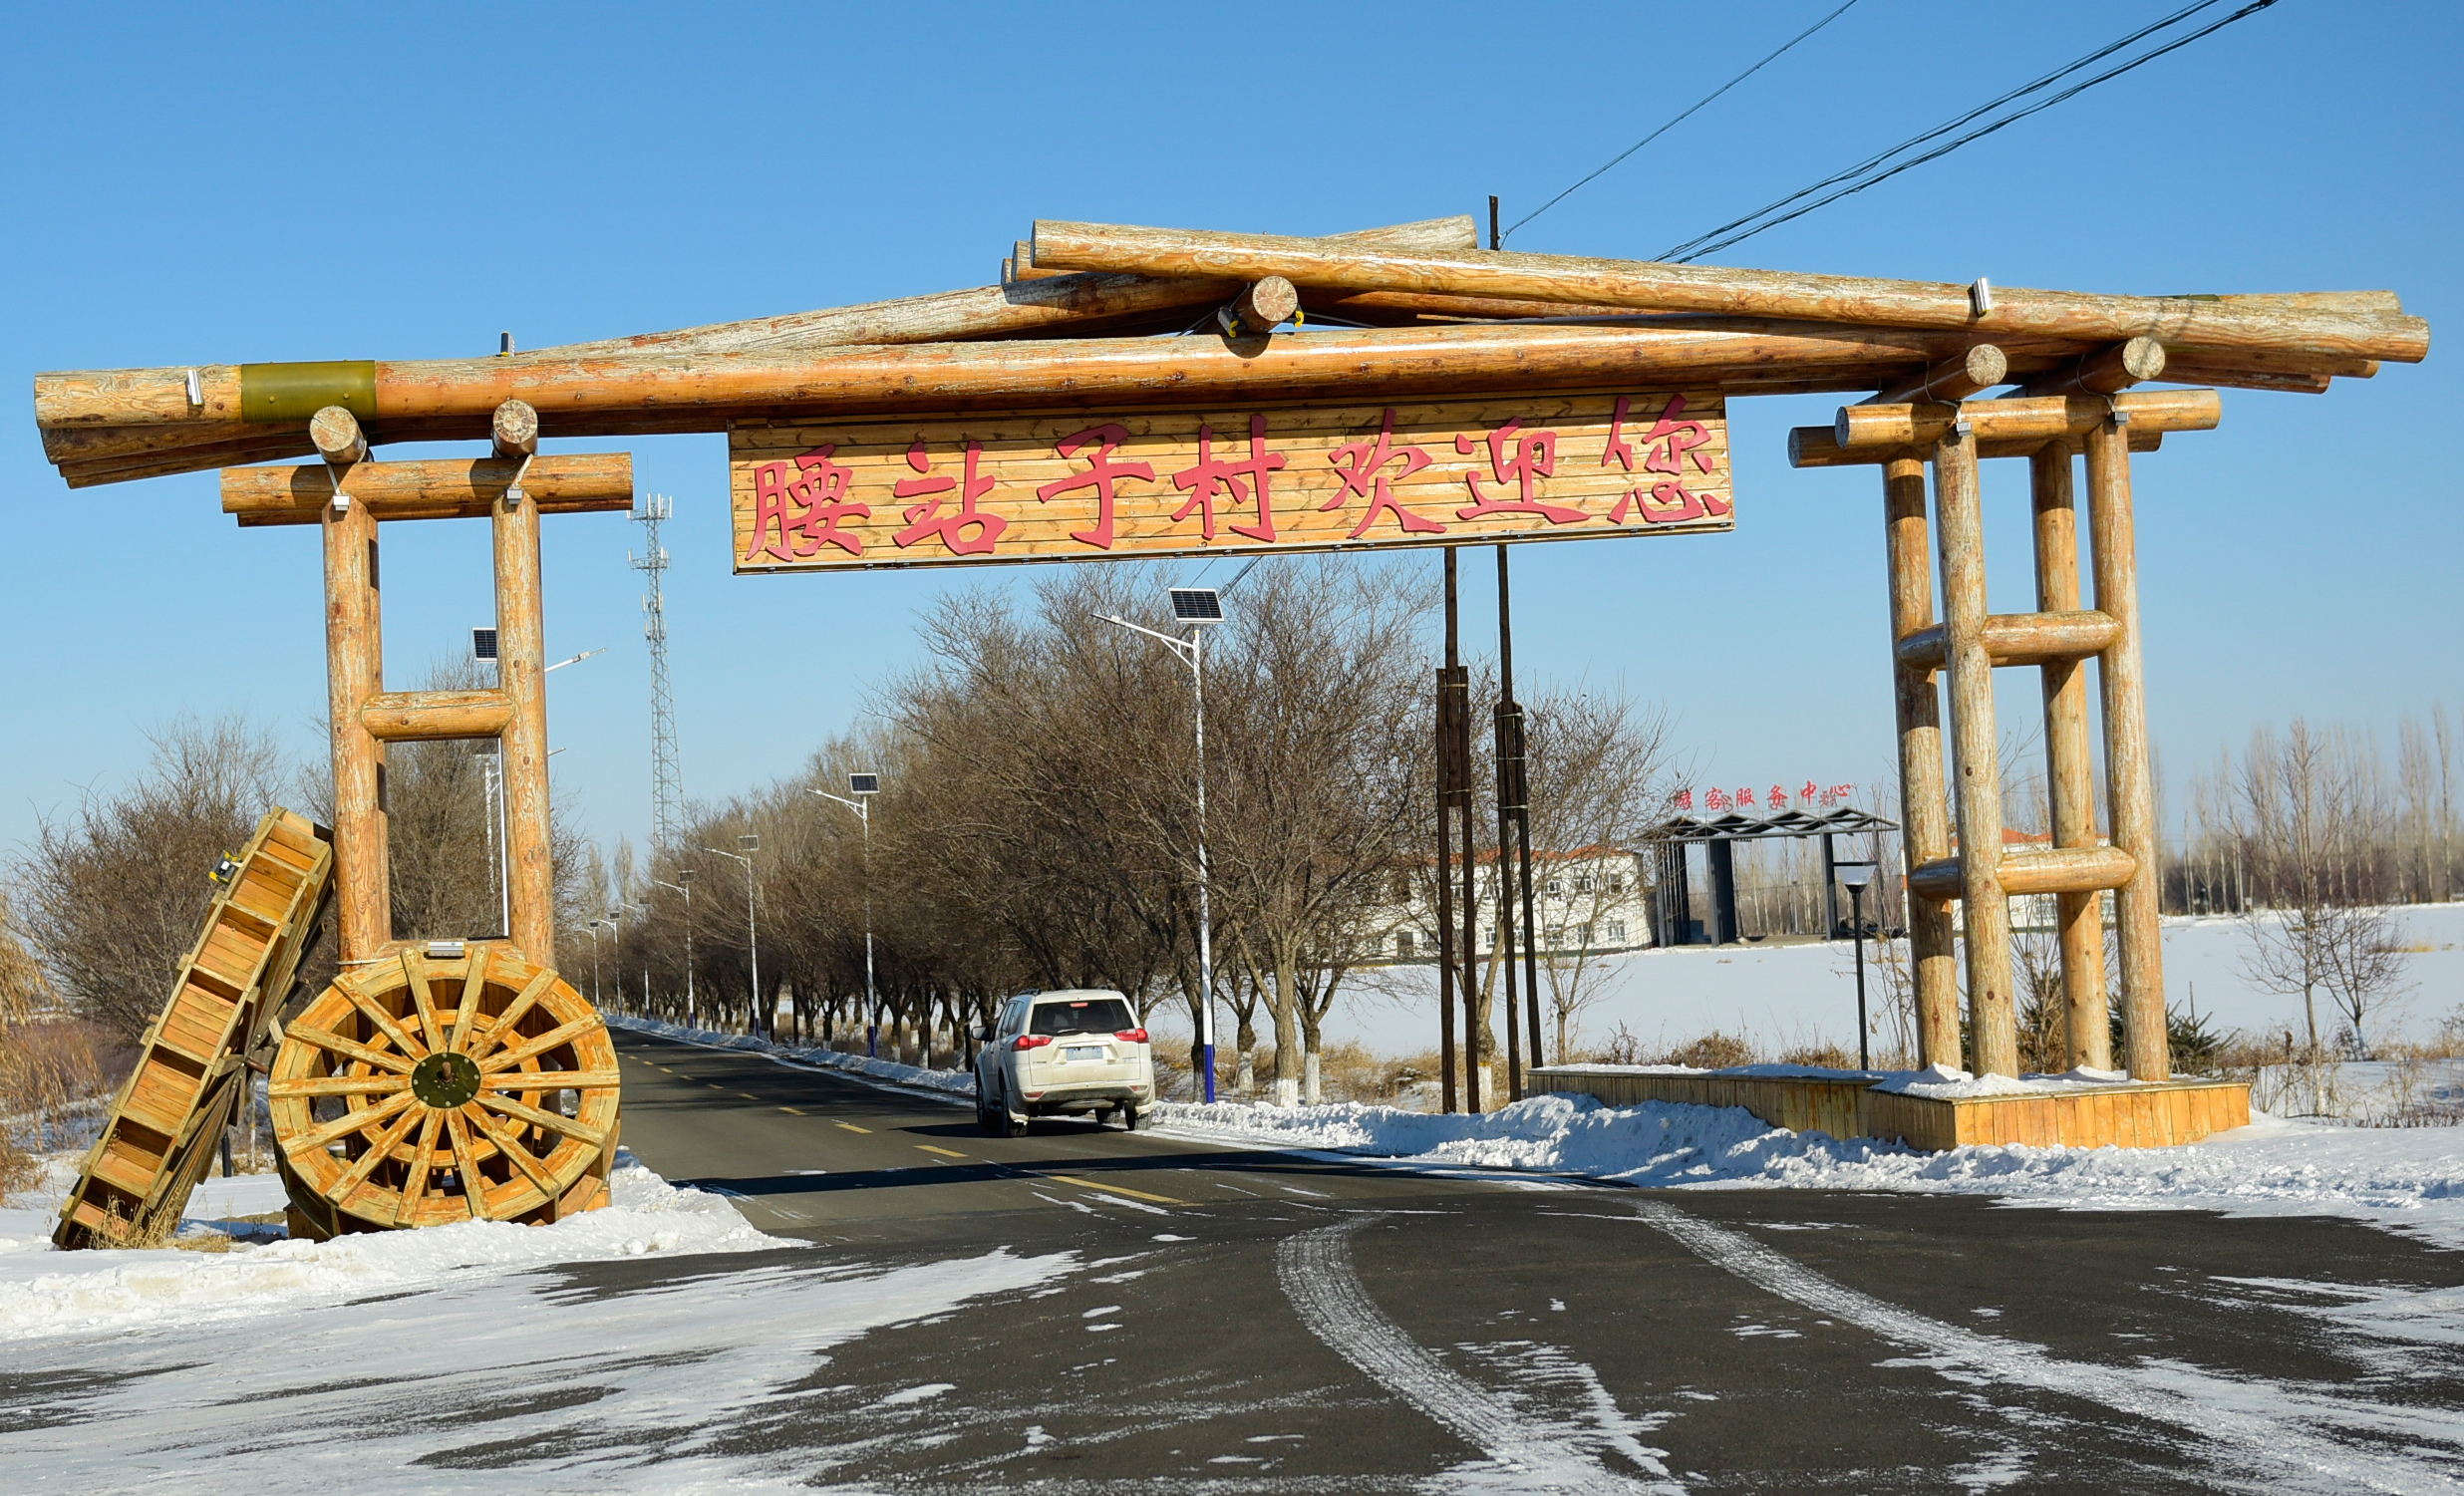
[1095,588,1224,1103]
[812,772,882,1056]
[1836,861,1880,1070]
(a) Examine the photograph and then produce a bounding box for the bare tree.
[15,716,291,1039]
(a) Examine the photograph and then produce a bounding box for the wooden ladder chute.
[53,808,334,1250]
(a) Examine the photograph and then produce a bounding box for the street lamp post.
[1837,861,1880,1070]
[655,873,695,1027]
[1095,588,1224,1104]
[586,917,610,1007]
[811,772,882,1057]
[704,835,763,1040]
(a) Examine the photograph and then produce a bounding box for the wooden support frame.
[310,401,612,968]
[1867,393,2191,1077]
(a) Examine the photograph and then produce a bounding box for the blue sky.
[2,1,2456,859]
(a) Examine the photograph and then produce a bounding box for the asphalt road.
[597,1029,2464,1493]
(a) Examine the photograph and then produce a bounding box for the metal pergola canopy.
[1642,806,1900,844]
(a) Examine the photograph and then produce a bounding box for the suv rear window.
[1029,998,1135,1037]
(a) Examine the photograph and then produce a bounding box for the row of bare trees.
[595,558,1672,1099]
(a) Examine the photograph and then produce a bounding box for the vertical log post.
[1932,425,2019,1075]
[1883,455,1961,1063]
[2030,443,2114,1070]
[2084,416,2169,1079]
[493,475,555,964]
[321,449,388,962]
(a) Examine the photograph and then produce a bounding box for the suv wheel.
[1121,1103,1141,1133]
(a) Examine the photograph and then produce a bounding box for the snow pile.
[609,1013,976,1096]
[1152,1092,2464,1247]
[0,1157,796,1341]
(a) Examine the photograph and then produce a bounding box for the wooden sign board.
[729,390,1730,572]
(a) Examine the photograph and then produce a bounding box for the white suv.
[974,989,1154,1135]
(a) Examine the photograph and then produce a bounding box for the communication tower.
[630,495,685,848]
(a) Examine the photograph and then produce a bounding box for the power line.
[1661,0,2279,263]
[1500,0,1863,246]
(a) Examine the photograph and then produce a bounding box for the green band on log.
[239,362,378,423]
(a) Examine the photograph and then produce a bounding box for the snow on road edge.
[0,1157,798,1341]
[1151,1092,2464,1248]
[609,1014,976,1098]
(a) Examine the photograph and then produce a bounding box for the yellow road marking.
[1044,1174,1186,1206]
[917,1145,968,1159]
[779,1106,805,1115]
[740,1092,760,1100]
[835,1121,871,1134]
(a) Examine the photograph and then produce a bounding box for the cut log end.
[1221,277,1301,338]
[310,406,367,468]
[491,400,539,459]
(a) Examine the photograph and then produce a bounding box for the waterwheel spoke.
[333,1102,424,1202]
[463,1104,560,1199]
[470,967,560,1061]
[270,1074,414,1098]
[286,1024,415,1075]
[478,1016,600,1074]
[475,1090,607,1146]
[337,981,428,1062]
[287,1087,416,1154]
[476,1069,621,1092]
[400,951,448,1054]
[447,945,492,1055]
[443,1107,484,1220]
[394,1111,446,1226]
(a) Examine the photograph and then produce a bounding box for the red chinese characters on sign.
[1672,789,1694,810]
[745,446,869,562]
[1704,788,1732,811]
[1324,409,1446,539]
[1802,780,1819,805]
[891,440,1007,556]
[1036,424,1155,550]
[1170,414,1285,542]
[1453,420,1588,525]
[1602,393,1729,526]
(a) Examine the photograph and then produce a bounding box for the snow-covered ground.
[0,1152,793,1340]
[1213,902,2464,1060]
[0,1150,1077,1493]
[1152,1092,2464,1250]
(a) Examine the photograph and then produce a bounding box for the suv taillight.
[1114,1028,1148,1045]
[1012,1034,1053,1051]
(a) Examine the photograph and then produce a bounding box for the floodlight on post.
[1095,595,1224,1103]
[1836,861,1881,1070]
[811,776,883,1056]
[704,840,763,1041]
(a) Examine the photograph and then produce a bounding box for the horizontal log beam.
[1867,344,2007,406]
[1027,219,2433,364]
[220,452,633,526]
[1908,844,2138,901]
[1788,424,2164,468]
[1834,388,2221,452]
[362,690,514,742]
[2156,361,2337,395]
[2011,337,2166,398]
[1895,609,2120,672]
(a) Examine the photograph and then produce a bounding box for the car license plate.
[1064,1046,1103,1060]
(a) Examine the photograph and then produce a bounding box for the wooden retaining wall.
[1531,1065,2251,1152]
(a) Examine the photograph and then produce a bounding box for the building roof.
[1640,806,1900,843]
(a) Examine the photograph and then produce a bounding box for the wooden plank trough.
[54,808,332,1249]
[1531,1065,2252,1152]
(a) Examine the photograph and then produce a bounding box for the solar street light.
[1836,861,1880,1070]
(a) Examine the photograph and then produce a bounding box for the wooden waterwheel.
[268,946,620,1238]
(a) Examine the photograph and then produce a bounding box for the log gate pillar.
[277,404,634,969]
[1794,373,2213,1078]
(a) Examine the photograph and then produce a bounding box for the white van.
[973,989,1154,1135]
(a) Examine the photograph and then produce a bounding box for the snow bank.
[0,1156,796,1341]
[1151,1092,2464,1248]
[609,1013,975,1096]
